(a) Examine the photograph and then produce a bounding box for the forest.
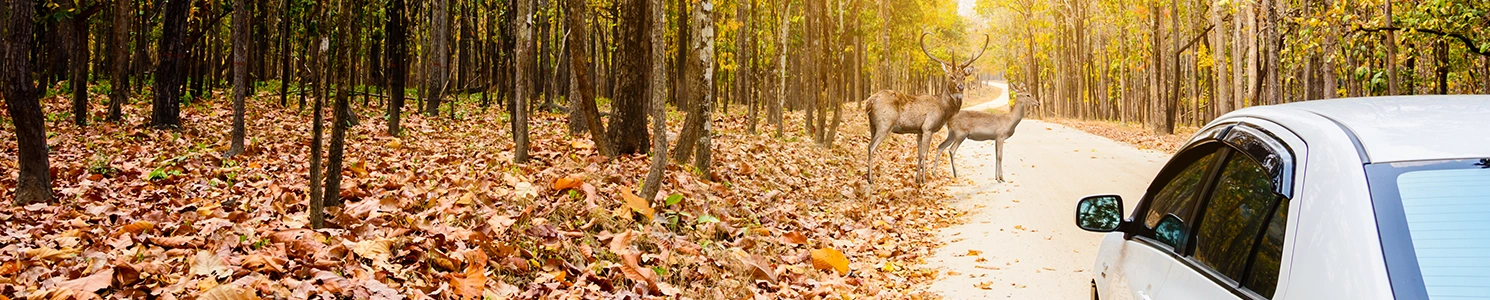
[1,0,981,297]
[977,0,1490,134]
[1,0,1486,297]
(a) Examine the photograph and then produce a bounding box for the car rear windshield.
[1369,159,1490,299]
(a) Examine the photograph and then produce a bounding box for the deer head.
[921,32,990,105]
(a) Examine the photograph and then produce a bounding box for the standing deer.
[865,32,989,186]
[932,85,1041,182]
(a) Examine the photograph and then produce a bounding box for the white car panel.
[1095,234,1173,300]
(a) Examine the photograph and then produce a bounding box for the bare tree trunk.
[1210,0,1230,115]
[641,0,667,201]
[692,0,715,175]
[1483,55,1490,94]
[109,0,131,122]
[387,0,407,135]
[513,0,533,162]
[1231,2,1244,109]
[775,1,788,137]
[1244,1,1258,106]
[279,0,291,107]
[425,0,449,116]
[307,3,327,229]
[608,0,652,155]
[3,0,53,205]
[1384,1,1398,95]
[564,0,613,158]
[152,0,190,128]
[227,0,249,157]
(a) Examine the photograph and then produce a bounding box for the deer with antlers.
[864,32,989,186]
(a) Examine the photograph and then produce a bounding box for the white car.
[1074,97,1490,300]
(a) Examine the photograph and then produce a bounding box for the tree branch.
[1354,26,1490,57]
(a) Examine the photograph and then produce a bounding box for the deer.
[864,32,989,186]
[931,84,1041,182]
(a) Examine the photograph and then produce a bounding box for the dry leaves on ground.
[0,86,969,299]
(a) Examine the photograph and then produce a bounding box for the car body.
[1073,96,1490,300]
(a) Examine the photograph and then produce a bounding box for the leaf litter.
[0,88,969,298]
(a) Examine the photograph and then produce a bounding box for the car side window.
[1242,196,1289,298]
[1191,152,1288,298]
[1143,148,1224,249]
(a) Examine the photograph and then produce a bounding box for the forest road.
[924,84,1172,298]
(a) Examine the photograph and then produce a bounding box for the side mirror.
[1075,195,1124,232]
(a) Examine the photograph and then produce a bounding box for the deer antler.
[961,34,991,68]
[920,32,951,67]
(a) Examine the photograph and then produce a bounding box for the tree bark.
[227,0,249,157]
[564,0,613,158]
[608,0,651,155]
[323,0,353,208]
[109,0,131,122]
[1210,0,1230,115]
[640,0,668,202]
[692,0,715,175]
[513,0,534,162]
[387,0,407,135]
[279,0,292,107]
[425,0,449,116]
[1383,1,1398,95]
[3,0,53,205]
[152,0,191,128]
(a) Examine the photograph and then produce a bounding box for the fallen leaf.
[618,252,660,291]
[619,187,654,221]
[57,268,113,293]
[191,250,230,278]
[781,231,808,245]
[553,175,583,191]
[811,248,850,275]
[198,284,260,300]
[119,221,156,236]
[24,247,80,261]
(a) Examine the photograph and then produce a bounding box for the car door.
[1096,142,1229,300]
[1155,123,1297,300]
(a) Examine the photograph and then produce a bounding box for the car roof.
[1243,96,1490,164]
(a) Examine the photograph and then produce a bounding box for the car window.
[1192,153,1284,290]
[1143,149,1224,244]
[1396,167,1490,299]
[1242,196,1289,298]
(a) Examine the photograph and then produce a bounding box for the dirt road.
[926,81,1171,298]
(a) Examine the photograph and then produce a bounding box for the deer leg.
[916,132,932,185]
[994,139,1006,182]
[932,133,957,174]
[949,137,965,178]
[865,129,889,185]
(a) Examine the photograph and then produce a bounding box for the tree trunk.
[425,0,449,116]
[323,0,353,208]
[1210,0,1230,115]
[387,0,407,135]
[512,0,534,162]
[307,2,327,229]
[109,0,131,121]
[3,0,53,205]
[692,0,715,175]
[152,0,191,128]
[608,0,651,155]
[280,0,292,107]
[672,0,690,111]
[564,0,613,158]
[227,0,249,157]
[1383,1,1398,95]
[640,0,667,202]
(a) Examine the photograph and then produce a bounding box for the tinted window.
[1192,153,1280,283]
[1243,196,1289,298]
[1144,150,1223,239]
[1397,167,1490,299]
